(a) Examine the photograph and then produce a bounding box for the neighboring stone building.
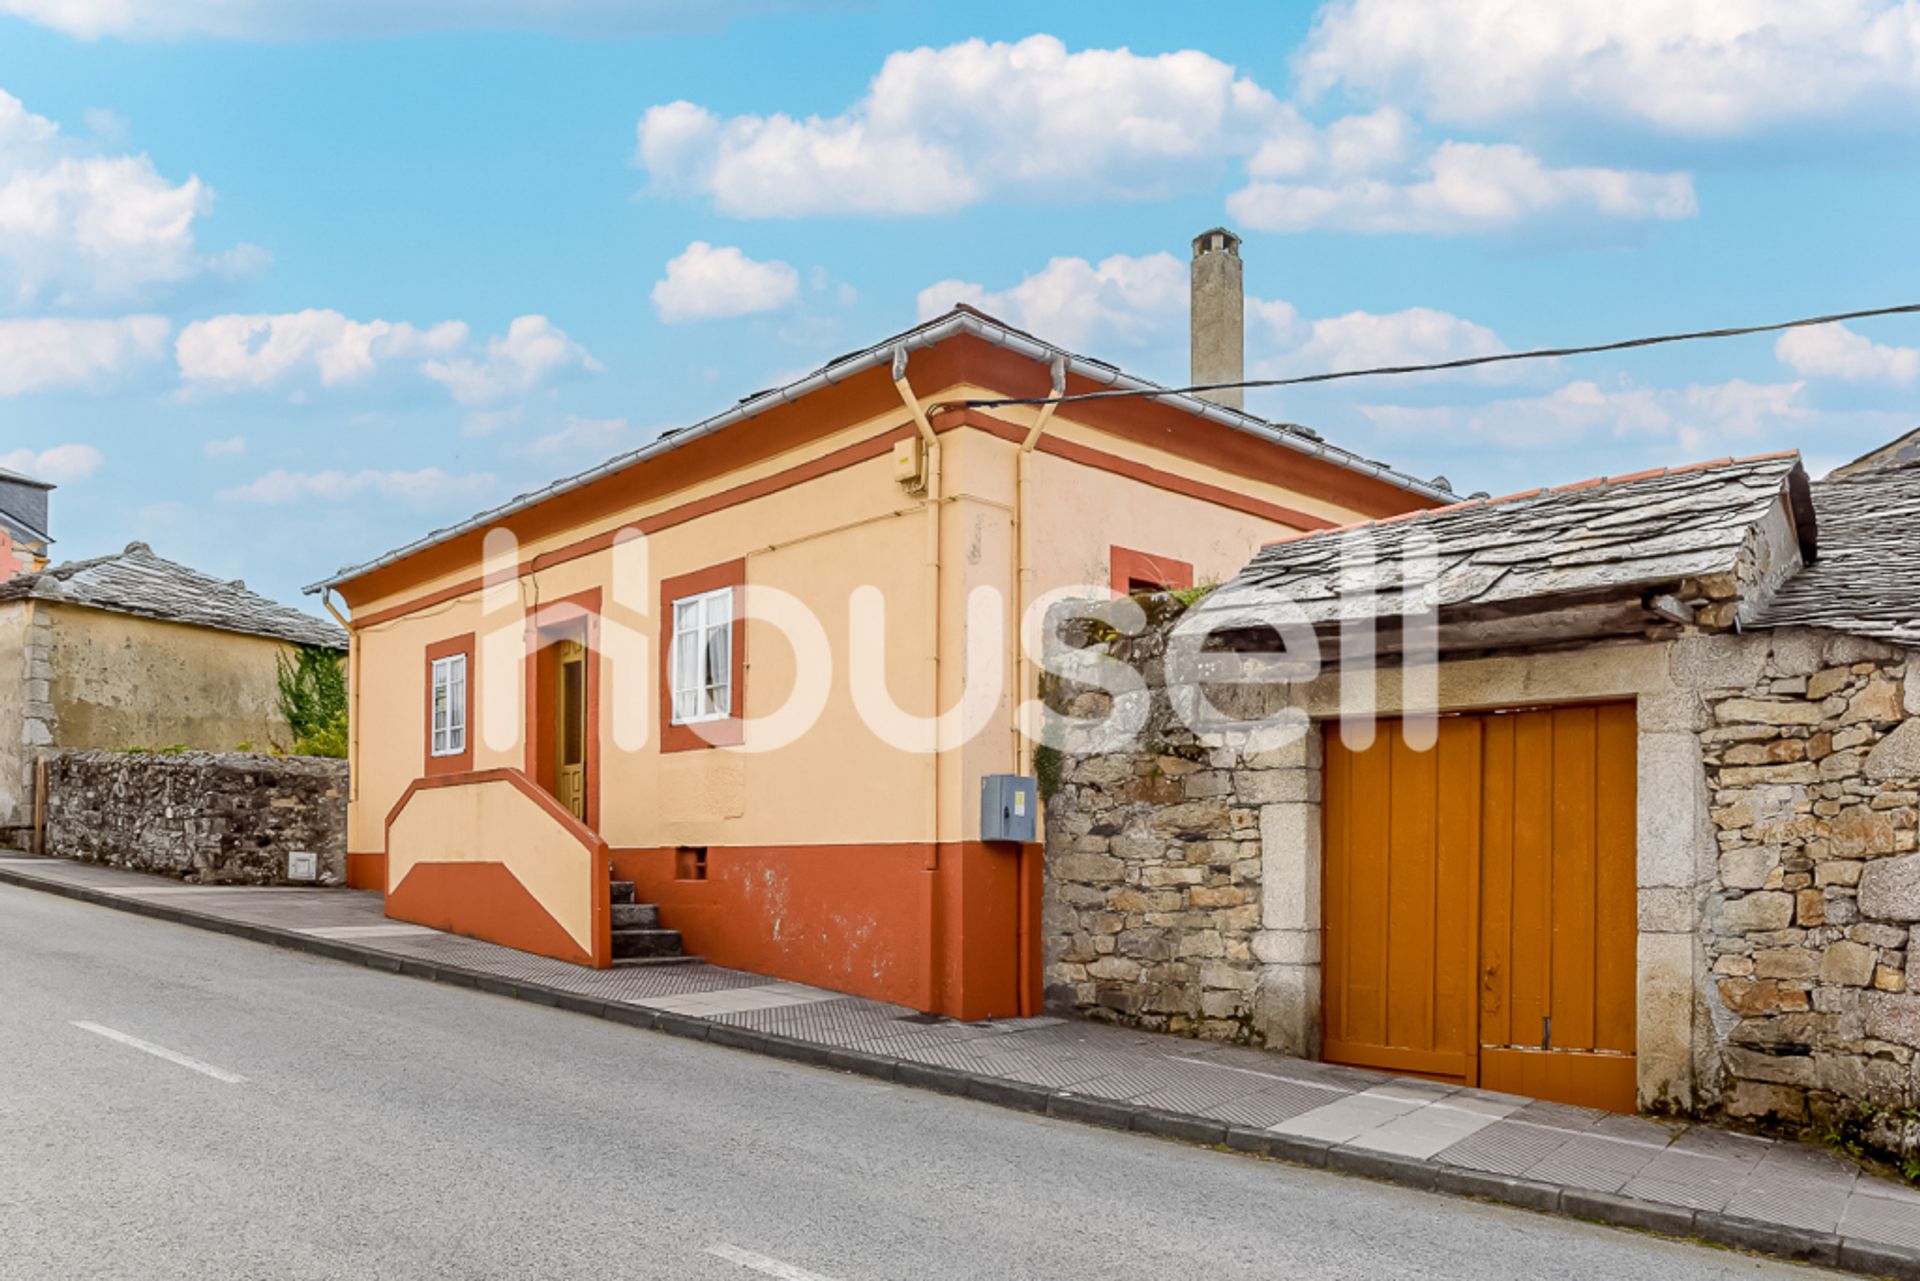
[1043,450,1919,1143]
[0,542,346,847]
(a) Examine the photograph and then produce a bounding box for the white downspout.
[893,347,944,1013]
[1013,356,1066,776]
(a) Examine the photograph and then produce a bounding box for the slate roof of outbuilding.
[1194,452,1810,625]
[0,542,346,650]
[1755,459,1920,647]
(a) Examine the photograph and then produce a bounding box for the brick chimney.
[1190,227,1244,410]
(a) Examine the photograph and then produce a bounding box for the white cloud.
[202,435,246,458]
[637,35,1285,217]
[1298,0,1920,136]
[1775,322,1920,385]
[0,89,255,309]
[0,442,104,483]
[918,252,1189,350]
[652,242,799,323]
[176,309,469,392]
[1229,141,1695,235]
[917,254,1520,396]
[1359,378,1812,454]
[1247,106,1413,179]
[0,0,797,39]
[1266,306,1510,378]
[507,416,633,458]
[218,467,497,506]
[422,315,599,407]
[0,315,168,395]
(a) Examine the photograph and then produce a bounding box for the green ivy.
[1033,743,1063,804]
[277,644,348,758]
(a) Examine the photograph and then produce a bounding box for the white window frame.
[669,586,733,726]
[430,653,467,757]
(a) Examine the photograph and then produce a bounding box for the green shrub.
[277,644,348,759]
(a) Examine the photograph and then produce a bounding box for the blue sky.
[2,0,1918,605]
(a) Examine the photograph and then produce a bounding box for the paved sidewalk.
[4,853,1917,1279]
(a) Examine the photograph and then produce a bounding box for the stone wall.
[44,749,348,884]
[1042,596,1305,1046]
[1697,630,1919,1138]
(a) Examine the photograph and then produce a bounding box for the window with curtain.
[430,653,467,756]
[670,587,732,724]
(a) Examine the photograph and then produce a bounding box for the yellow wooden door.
[1477,705,1638,1112]
[1322,705,1638,1112]
[1322,716,1483,1083]
[555,640,587,822]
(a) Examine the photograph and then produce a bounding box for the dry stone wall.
[1042,598,1295,1043]
[45,749,347,884]
[1695,630,1919,1138]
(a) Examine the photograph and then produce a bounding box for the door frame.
[524,587,602,832]
[1257,641,1713,1114]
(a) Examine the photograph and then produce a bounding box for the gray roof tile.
[0,542,346,650]
[1198,453,1808,625]
[1755,460,1920,647]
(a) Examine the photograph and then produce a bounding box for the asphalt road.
[0,884,1835,1281]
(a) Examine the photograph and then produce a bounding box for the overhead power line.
[960,301,1920,410]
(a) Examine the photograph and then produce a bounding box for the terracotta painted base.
[608,841,1042,1021]
[387,861,593,967]
[345,851,387,891]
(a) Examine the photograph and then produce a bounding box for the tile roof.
[1196,452,1809,625]
[309,306,1456,595]
[0,542,346,650]
[1755,460,1920,646]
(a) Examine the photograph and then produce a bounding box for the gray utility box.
[980,774,1038,844]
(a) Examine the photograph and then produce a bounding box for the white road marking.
[705,1244,841,1281]
[71,1022,248,1084]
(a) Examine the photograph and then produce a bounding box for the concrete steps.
[609,879,694,967]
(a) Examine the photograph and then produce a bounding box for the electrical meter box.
[287,850,319,882]
[980,774,1038,843]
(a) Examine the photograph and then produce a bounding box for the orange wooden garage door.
[1322,704,1639,1112]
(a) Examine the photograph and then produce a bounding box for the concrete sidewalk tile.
[1346,1095,1522,1161]
[1621,1145,1766,1214]
[978,1053,1122,1093]
[1433,1116,1579,1177]
[1843,1183,1920,1252]
[1720,1147,1857,1235]
[1269,1085,1433,1144]
[1560,1188,1696,1237]
[1525,1132,1667,1194]
[1198,1081,1349,1130]
[1694,1212,1843,1266]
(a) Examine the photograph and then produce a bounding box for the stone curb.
[6,862,1917,1281]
